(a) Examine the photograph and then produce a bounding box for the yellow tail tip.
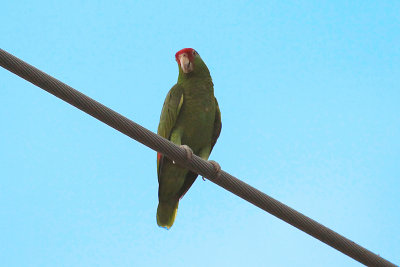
[157,201,179,229]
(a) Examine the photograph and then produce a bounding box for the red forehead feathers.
[175,48,196,63]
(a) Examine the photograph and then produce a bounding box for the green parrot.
[156,48,222,229]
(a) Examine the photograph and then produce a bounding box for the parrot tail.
[157,200,179,230]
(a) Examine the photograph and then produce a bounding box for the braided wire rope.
[0,48,396,267]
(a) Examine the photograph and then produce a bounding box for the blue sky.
[1,1,399,266]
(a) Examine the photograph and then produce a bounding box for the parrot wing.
[157,84,184,178]
[211,97,222,150]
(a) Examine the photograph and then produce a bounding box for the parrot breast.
[175,84,215,152]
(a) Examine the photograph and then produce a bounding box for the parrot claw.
[180,145,193,160]
[208,160,221,178]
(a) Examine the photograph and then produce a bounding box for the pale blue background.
[1,1,399,266]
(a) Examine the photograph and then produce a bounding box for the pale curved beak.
[179,53,194,73]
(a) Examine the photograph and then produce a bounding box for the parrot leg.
[208,160,222,178]
[197,145,222,179]
[180,144,193,160]
[170,130,195,163]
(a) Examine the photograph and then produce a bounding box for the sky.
[1,1,399,266]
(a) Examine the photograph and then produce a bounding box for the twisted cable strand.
[0,48,396,267]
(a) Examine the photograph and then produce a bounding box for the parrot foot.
[208,160,221,178]
[180,145,193,160]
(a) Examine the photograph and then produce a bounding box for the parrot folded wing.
[157,84,184,178]
[211,98,222,150]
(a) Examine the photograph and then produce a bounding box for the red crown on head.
[175,48,196,63]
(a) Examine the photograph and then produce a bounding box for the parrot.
[156,48,222,229]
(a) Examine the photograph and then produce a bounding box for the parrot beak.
[179,53,194,73]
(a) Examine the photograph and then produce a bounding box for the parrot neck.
[177,68,210,81]
[177,69,214,95]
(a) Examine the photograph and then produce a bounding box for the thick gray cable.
[0,48,396,267]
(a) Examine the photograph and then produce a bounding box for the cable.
[0,48,396,267]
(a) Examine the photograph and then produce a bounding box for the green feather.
[156,50,222,229]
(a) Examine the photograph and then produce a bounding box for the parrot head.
[175,48,211,79]
[175,48,197,73]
